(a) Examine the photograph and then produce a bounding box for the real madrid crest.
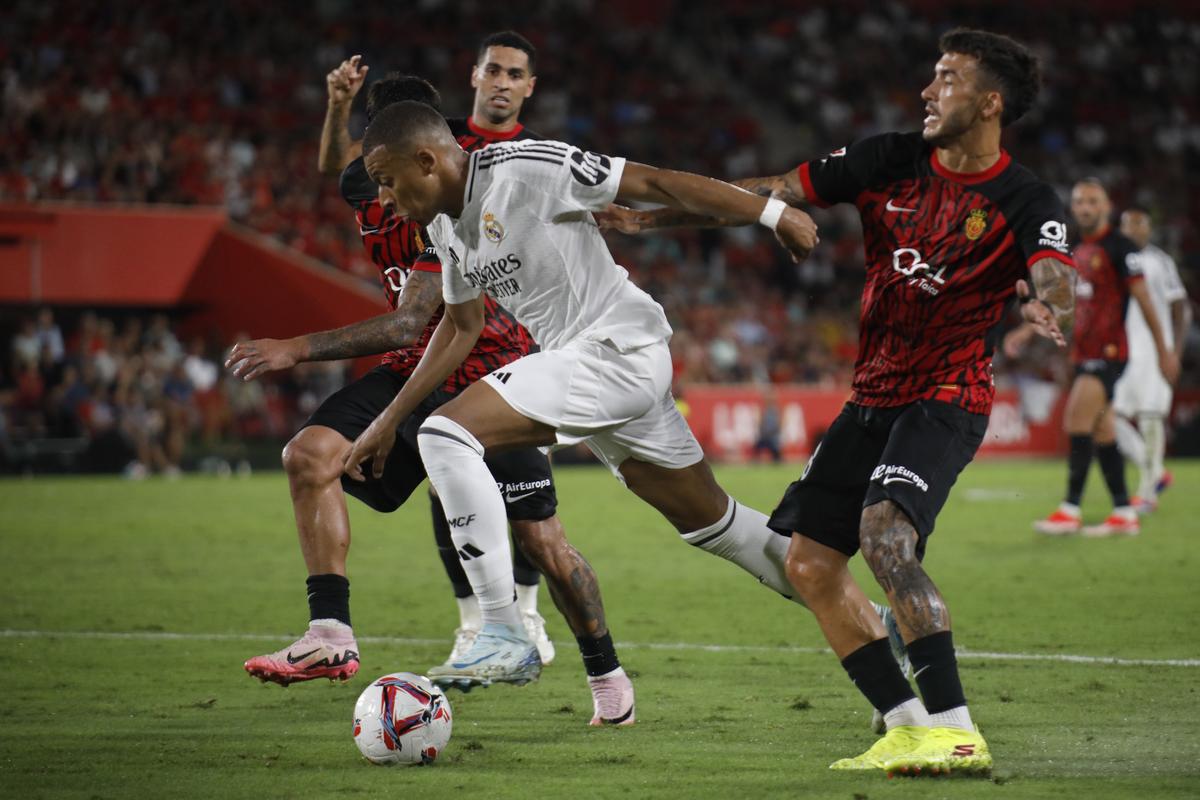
[963,209,987,241]
[483,212,505,244]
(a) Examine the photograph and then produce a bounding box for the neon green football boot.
[829,725,928,770]
[883,726,993,777]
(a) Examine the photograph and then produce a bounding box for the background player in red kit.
[1020,180,1179,537]
[225,36,635,724]
[606,28,1074,776]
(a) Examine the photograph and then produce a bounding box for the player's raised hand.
[774,207,819,262]
[1015,279,1066,348]
[595,204,646,234]
[343,415,396,482]
[225,338,303,381]
[327,55,369,105]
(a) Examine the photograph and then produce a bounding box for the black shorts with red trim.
[1073,359,1126,402]
[303,366,556,520]
[767,399,987,560]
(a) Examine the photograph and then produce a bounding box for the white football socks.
[884,697,931,730]
[1139,413,1166,499]
[1113,414,1146,465]
[456,595,482,631]
[930,704,975,731]
[309,619,354,639]
[679,499,807,607]
[516,582,539,616]
[418,416,521,629]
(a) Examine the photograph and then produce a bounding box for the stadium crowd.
[0,309,347,474]
[1,0,1197,465]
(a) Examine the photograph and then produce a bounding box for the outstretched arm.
[599,168,808,233]
[225,270,443,380]
[343,295,487,481]
[318,55,368,175]
[614,163,817,259]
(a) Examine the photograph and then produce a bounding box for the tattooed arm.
[597,169,808,232]
[225,270,444,381]
[1003,258,1076,358]
[1029,257,1076,342]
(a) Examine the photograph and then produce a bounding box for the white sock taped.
[418,415,519,627]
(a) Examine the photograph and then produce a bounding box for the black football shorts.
[1074,359,1126,402]
[303,366,557,520]
[768,399,988,560]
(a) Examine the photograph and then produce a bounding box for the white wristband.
[758,197,787,231]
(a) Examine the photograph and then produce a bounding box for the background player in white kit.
[340,100,834,694]
[1112,208,1192,513]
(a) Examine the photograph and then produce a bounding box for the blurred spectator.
[12,319,40,367]
[751,388,783,463]
[35,308,64,364]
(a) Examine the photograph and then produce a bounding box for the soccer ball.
[352,672,453,765]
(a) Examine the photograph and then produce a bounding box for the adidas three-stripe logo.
[569,150,611,186]
[492,372,512,384]
[457,543,485,561]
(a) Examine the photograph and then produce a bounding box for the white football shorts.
[1113,357,1173,417]
[481,338,704,476]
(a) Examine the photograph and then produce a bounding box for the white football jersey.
[1126,243,1187,361]
[427,140,671,353]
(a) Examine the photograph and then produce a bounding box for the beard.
[922,106,978,147]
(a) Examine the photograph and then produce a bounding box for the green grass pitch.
[1,460,1198,799]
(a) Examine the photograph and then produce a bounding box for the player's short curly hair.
[365,74,441,123]
[477,30,537,75]
[939,28,1041,127]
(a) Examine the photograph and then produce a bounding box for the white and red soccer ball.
[352,672,452,765]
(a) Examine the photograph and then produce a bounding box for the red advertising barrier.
[681,384,1069,461]
[0,203,387,375]
[0,202,226,305]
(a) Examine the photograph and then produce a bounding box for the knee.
[281,427,344,485]
[417,414,485,466]
[784,541,838,600]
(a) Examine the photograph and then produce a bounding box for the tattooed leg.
[859,500,949,642]
[510,517,608,638]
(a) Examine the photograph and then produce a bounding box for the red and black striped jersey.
[338,116,539,392]
[796,132,1073,414]
[1070,226,1142,364]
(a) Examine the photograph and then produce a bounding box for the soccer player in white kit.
[340,100,830,704]
[1112,208,1192,512]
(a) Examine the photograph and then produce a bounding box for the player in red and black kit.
[606,28,1074,776]
[1016,179,1179,537]
[226,35,634,725]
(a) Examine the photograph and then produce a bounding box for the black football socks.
[1066,434,1093,505]
[306,573,350,626]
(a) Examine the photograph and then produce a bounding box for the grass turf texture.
[1,461,1197,799]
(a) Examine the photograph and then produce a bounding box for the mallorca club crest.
[964,209,988,241]
[483,212,505,244]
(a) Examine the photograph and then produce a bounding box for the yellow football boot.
[829,725,928,770]
[883,726,992,777]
